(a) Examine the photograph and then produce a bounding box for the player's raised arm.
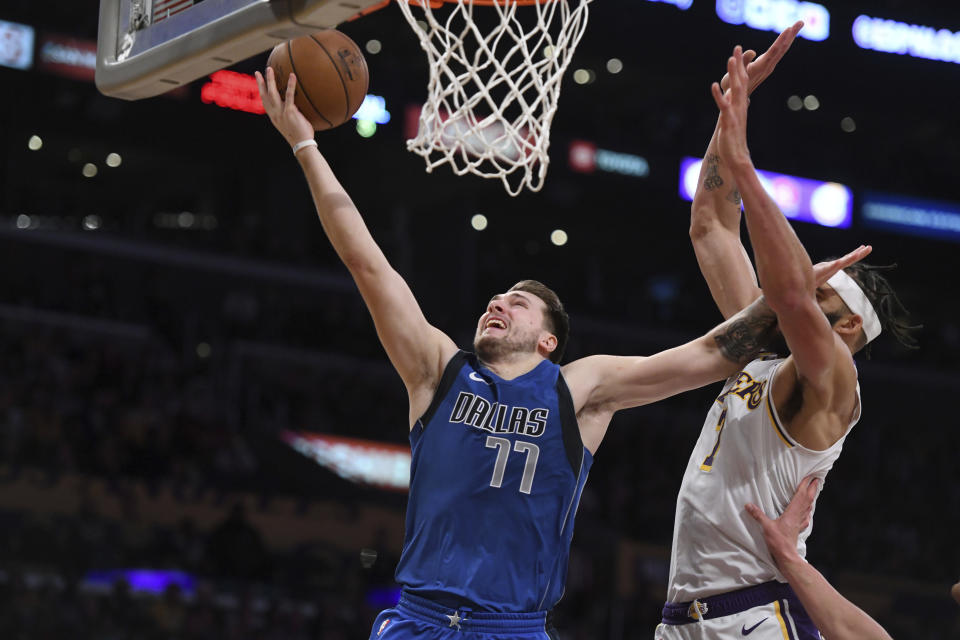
[711,47,857,401]
[690,22,803,319]
[256,68,456,423]
[745,479,894,640]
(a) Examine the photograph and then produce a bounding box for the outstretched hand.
[255,67,315,148]
[745,475,819,568]
[711,46,752,167]
[813,245,873,287]
[719,21,803,95]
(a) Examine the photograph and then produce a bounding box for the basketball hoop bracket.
[96,0,385,100]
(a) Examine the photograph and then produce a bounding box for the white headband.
[826,270,882,344]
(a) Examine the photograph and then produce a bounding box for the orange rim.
[348,0,390,21]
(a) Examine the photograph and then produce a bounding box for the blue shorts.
[369,591,559,640]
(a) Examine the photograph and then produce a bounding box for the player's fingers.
[791,476,818,517]
[264,66,279,100]
[743,50,757,66]
[285,73,297,107]
[773,20,803,53]
[726,55,739,91]
[259,69,283,116]
[798,477,819,527]
[744,503,767,524]
[254,71,269,105]
[730,49,747,94]
[816,244,871,285]
[736,64,749,92]
[852,244,873,261]
[759,21,802,78]
[257,70,276,106]
[711,82,726,109]
[781,477,812,520]
[836,245,872,271]
[734,49,749,85]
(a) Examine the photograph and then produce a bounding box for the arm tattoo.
[703,153,724,191]
[726,188,742,206]
[714,297,779,364]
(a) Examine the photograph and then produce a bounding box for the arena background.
[1,1,958,637]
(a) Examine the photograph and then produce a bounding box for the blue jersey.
[394,351,593,613]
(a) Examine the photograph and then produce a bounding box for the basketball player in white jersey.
[656,26,917,639]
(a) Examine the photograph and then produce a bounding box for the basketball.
[266,30,369,131]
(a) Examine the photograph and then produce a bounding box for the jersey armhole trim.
[766,363,797,449]
[768,362,862,453]
[418,350,469,429]
[556,374,584,475]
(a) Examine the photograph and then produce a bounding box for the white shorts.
[654,582,821,640]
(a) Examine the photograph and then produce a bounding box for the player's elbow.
[340,248,372,274]
[762,287,810,316]
[341,248,388,282]
[689,206,718,241]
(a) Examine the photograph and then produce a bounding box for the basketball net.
[396,0,591,196]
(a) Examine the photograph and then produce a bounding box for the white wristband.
[292,138,318,155]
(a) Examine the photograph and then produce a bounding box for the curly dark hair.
[841,262,921,356]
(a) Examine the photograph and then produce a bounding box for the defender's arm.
[712,48,847,397]
[564,250,866,452]
[257,69,456,417]
[690,22,803,319]
[564,296,778,451]
[745,479,894,640]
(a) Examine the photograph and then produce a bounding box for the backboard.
[96,0,385,100]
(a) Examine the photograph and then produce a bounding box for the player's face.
[474,291,550,362]
[815,284,850,327]
[758,285,852,357]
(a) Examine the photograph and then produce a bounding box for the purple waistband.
[661,581,797,625]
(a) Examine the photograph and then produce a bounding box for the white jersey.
[666,356,860,602]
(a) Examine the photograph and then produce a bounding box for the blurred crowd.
[0,505,372,640]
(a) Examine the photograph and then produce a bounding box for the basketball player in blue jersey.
[656,27,917,639]
[254,67,868,639]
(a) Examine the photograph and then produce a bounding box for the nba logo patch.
[687,599,708,620]
[377,618,391,636]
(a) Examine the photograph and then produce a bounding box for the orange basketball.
[267,30,369,131]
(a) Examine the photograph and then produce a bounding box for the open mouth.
[485,318,506,330]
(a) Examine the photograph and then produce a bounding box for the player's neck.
[480,351,545,381]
